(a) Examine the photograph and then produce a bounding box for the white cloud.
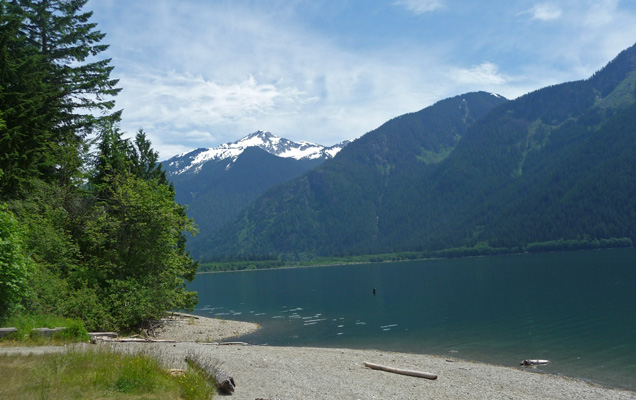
[393,0,443,14]
[450,62,509,86]
[528,3,563,21]
[94,1,455,157]
[583,0,619,27]
[87,0,636,158]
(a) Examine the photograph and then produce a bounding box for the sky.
[86,0,636,159]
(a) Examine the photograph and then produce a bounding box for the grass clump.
[0,314,90,345]
[0,347,217,399]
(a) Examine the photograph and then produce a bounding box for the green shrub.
[0,205,30,320]
[1,314,89,343]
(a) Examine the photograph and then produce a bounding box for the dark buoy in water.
[373,287,376,296]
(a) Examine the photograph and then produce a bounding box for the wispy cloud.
[96,1,455,156]
[393,0,443,14]
[87,0,636,158]
[526,3,563,21]
[450,62,510,86]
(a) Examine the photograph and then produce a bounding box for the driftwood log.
[364,361,438,380]
[185,354,236,394]
[214,369,236,394]
[218,341,249,346]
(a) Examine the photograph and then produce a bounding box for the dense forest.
[166,146,326,256]
[203,43,636,260]
[0,0,197,331]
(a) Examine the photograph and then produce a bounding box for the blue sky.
[86,0,636,159]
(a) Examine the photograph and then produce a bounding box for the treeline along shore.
[197,237,633,272]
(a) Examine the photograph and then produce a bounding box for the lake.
[187,248,636,390]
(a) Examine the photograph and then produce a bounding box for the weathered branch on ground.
[185,352,236,394]
[170,312,200,319]
[213,369,236,393]
[364,361,438,380]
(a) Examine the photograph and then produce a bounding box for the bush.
[1,314,89,343]
[0,205,30,320]
[0,348,217,399]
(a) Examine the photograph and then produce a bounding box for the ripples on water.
[189,249,636,391]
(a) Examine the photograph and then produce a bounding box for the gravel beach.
[111,341,636,400]
[150,312,260,342]
[3,314,635,399]
[120,314,636,400]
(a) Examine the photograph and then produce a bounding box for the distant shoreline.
[196,244,635,273]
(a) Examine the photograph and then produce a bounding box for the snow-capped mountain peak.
[165,131,349,176]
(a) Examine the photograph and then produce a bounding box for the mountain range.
[163,131,349,253]
[194,42,636,260]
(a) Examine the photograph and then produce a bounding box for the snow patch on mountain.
[166,131,349,175]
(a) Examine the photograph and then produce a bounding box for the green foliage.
[0,205,29,319]
[0,4,59,195]
[1,313,89,342]
[199,258,284,272]
[80,171,198,330]
[0,0,121,193]
[526,237,633,253]
[0,348,216,399]
[0,1,198,332]
[183,353,219,398]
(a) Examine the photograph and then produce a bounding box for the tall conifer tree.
[2,0,120,188]
[0,1,59,195]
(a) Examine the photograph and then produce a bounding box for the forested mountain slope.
[193,43,636,260]
[196,91,508,258]
[168,147,324,253]
[201,43,636,260]
[163,132,347,256]
[395,42,636,251]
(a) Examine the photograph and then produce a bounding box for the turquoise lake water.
[187,248,636,390]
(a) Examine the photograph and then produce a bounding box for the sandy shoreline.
[3,314,635,399]
[139,314,636,399]
[109,342,636,400]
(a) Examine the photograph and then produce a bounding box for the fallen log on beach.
[185,354,236,394]
[364,361,438,380]
[213,369,236,393]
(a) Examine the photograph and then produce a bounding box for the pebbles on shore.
[150,312,259,343]
[2,314,634,399]
[125,314,636,400]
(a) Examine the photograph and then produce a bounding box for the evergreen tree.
[6,0,121,186]
[0,2,60,196]
[83,128,198,330]
[130,129,168,184]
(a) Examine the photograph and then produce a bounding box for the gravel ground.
[3,315,635,400]
[109,341,636,400]
[150,312,260,342]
